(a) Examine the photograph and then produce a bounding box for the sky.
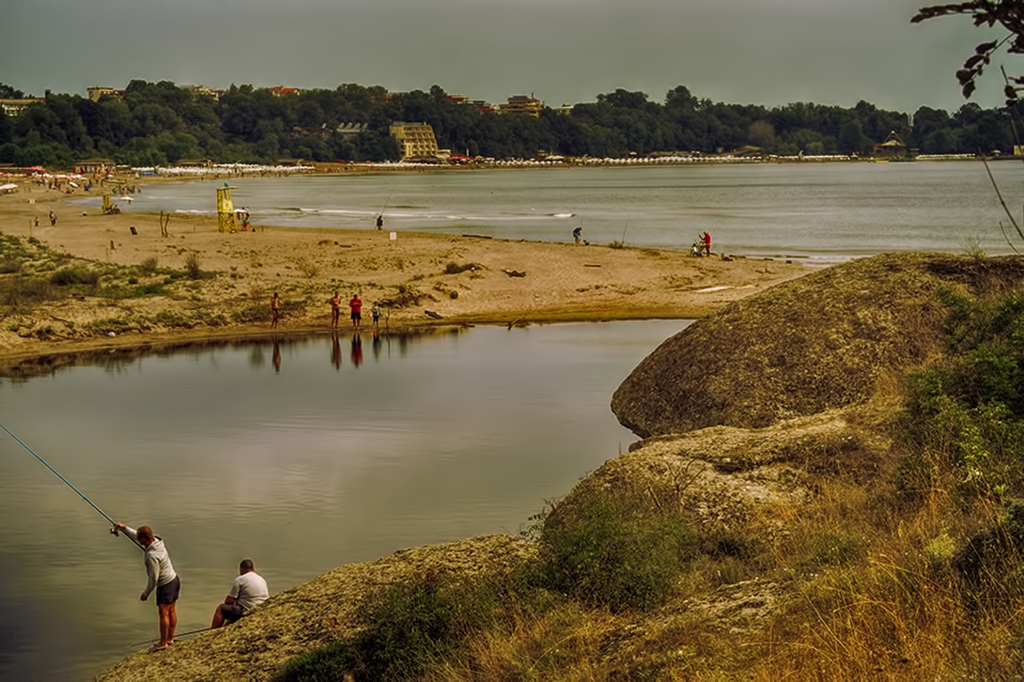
[0,0,1010,114]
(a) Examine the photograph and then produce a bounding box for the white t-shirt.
[229,571,269,612]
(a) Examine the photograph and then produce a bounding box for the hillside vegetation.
[98,253,1024,680]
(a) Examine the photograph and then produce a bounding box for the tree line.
[0,80,1020,168]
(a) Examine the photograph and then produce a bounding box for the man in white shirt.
[211,558,269,628]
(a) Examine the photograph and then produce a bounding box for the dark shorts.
[156,576,180,605]
[219,602,245,623]
[351,312,361,320]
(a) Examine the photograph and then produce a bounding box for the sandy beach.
[0,176,810,368]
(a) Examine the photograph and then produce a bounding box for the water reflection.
[351,334,363,368]
[331,334,341,370]
[0,328,458,381]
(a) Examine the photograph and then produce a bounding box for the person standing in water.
[113,522,180,651]
[573,226,582,245]
[376,214,384,230]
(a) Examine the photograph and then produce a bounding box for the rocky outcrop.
[611,253,1024,438]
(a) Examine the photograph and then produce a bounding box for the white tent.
[0,183,18,194]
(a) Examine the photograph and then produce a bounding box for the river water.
[100,160,1024,264]
[0,321,688,680]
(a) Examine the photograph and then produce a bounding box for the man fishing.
[113,522,180,651]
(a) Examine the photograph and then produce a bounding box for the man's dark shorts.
[351,312,361,320]
[219,602,245,623]
[156,576,181,605]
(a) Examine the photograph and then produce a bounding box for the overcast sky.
[0,0,1009,113]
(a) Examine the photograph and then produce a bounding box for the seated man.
[211,558,269,628]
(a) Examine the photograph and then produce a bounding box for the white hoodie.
[123,526,177,597]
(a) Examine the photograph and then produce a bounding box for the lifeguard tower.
[216,184,239,232]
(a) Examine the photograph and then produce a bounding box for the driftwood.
[424,310,444,320]
[501,268,526,278]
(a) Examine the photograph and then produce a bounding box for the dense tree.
[0,79,1014,166]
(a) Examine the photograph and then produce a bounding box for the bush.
[1,275,54,306]
[531,490,697,611]
[139,256,159,273]
[183,252,201,280]
[49,266,100,286]
[276,570,501,681]
[0,259,22,274]
[443,261,481,275]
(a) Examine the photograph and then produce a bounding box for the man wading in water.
[114,522,180,651]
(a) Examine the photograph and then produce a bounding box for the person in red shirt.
[702,231,712,257]
[349,293,363,330]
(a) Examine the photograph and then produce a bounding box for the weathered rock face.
[611,254,1024,438]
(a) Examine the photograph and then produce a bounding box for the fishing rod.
[377,191,393,227]
[130,626,214,647]
[0,423,143,550]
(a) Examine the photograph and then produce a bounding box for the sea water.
[95,160,1024,264]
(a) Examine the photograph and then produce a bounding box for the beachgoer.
[573,226,582,245]
[349,293,363,329]
[211,559,269,628]
[376,214,384,230]
[703,231,712,257]
[329,291,341,329]
[48,210,56,226]
[371,303,381,330]
[270,293,281,328]
[113,522,180,651]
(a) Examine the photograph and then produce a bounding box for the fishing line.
[0,422,143,550]
[129,626,214,647]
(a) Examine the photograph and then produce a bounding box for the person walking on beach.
[113,522,180,651]
[349,293,363,330]
[376,214,384,230]
[270,292,281,329]
[573,226,582,245]
[211,559,269,628]
[48,210,56,226]
[702,231,712,257]
[329,291,341,329]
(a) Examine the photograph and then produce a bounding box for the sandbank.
[0,178,810,371]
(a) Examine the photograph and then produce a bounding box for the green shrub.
[899,287,1024,502]
[0,259,22,274]
[49,266,100,286]
[275,570,501,681]
[1,276,54,306]
[139,256,159,273]
[443,261,481,275]
[532,490,697,611]
[183,252,201,280]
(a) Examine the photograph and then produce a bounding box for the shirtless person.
[211,559,269,628]
[270,292,281,328]
[329,291,341,329]
[113,522,180,651]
